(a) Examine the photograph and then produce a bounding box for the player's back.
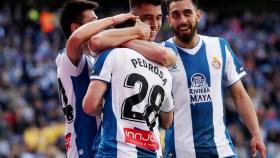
[91,48,173,158]
[56,49,100,158]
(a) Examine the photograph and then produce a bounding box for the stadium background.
[0,0,279,157]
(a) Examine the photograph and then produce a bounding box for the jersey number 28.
[121,73,165,131]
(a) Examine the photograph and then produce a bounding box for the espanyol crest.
[212,56,221,69]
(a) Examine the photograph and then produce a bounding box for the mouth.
[177,25,191,32]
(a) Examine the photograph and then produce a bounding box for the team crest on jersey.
[212,56,221,69]
[189,73,212,104]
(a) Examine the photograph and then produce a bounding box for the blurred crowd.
[0,2,279,158]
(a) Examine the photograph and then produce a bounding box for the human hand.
[134,19,151,41]
[250,136,266,158]
[111,13,138,25]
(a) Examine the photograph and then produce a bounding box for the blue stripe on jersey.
[96,84,117,157]
[71,60,98,158]
[220,39,236,153]
[164,121,176,158]
[177,42,219,157]
[92,49,113,76]
[225,128,235,154]
[163,41,179,55]
[220,38,244,74]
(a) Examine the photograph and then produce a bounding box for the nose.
[150,18,159,31]
[179,14,188,24]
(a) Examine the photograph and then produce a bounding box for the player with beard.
[162,0,266,158]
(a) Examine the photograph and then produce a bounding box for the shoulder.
[101,48,137,58]
[200,35,231,50]
[56,49,87,76]
[160,38,179,55]
[56,48,66,66]
[200,35,222,43]
[161,37,174,46]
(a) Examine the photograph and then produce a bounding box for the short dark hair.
[129,0,162,9]
[165,0,198,12]
[115,19,136,29]
[59,0,99,39]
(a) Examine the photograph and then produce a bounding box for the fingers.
[135,18,141,24]
[251,141,257,157]
[258,144,266,158]
[112,13,138,25]
[251,137,267,158]
[124,13,138,19]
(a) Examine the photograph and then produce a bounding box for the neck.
[174,33,200,49]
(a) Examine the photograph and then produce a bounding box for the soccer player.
[129,0,163,42]
[82,44,174,158]
[56,0,176,157]
[162,0,266,158]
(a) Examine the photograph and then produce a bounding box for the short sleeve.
[220,38,246,87]
[160,76,174,112]
[90,49,114,83]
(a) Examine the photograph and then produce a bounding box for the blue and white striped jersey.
[163,35,246,158]
[56,49,100,158]
[90,48,174,158]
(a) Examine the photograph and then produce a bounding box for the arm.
[228,80,266,158]
[89,19,151,54]
[160,111,173,129]
[122,39,176,67]
[83,80,108,116]
[66,13,138,65]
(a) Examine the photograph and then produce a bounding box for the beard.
[172,22,198,43]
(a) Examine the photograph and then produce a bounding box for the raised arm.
[122,40,176,67]
[88,19,151,54]
[66,13,138,65]
[83,80,108,116]
[228,80,266,158]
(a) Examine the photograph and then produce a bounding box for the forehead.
[169,0,196,12]
[132,4,162,16]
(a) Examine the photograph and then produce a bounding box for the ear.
[70,23,80,33]
[196,9,202,23]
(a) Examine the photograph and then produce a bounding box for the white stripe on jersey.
[203,36,235,157]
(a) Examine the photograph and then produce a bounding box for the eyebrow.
[142,13,162,17]
[184,9,193,13]
[171,8,193,14]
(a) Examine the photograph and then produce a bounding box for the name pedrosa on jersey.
[189,73,212,104]
[131,58,167,85]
